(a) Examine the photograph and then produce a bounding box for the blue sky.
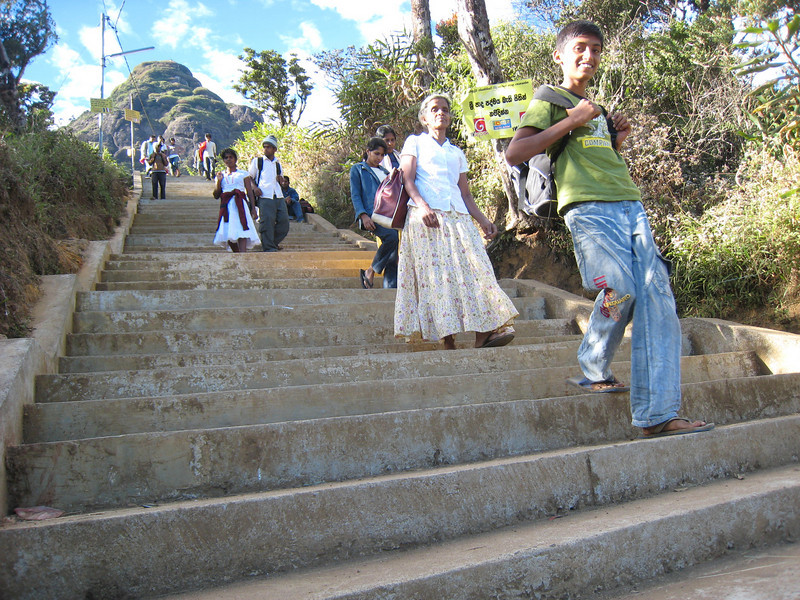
[25,0,518,127]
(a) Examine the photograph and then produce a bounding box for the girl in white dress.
[212,148,260,252]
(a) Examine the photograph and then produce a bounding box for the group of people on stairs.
[208,19,713,441]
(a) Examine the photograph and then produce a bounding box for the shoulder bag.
[371,167,409,230]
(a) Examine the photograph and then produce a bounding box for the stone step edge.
[27,352,756,442]
[2,427,798,600]
[11,376,799,513]
[31,347,746,408]
[56,334,586,374]
[153,464,800,600]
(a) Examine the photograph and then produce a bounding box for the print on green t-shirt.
[518,87,641,213]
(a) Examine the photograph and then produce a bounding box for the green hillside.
[66,61,261,165]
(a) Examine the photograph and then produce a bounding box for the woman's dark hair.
[220,148,237,160]
[363,137,388,160]
[376,125,396,138]
[556,20,604,52]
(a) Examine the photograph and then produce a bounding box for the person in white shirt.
[394,94,518,350]
[248,135,289,252]
[202,133,217,180]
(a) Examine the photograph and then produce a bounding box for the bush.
[0,128,129,337]
[669,147,800,329]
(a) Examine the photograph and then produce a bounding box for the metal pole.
[99,14,106,154]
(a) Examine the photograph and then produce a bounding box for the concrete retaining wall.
[0,182,140,515]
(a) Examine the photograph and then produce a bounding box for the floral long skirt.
[394,206,518,342]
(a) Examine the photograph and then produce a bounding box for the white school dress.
[213,169,260,250]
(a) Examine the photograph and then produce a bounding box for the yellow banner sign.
[124,108,141,123]
[461,79,534,139]
[90,98,113,113]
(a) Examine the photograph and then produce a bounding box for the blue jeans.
[288,199,304,221]
[564,200,681,427]
[371,223,398,288]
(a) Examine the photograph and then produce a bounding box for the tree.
[0,0,57,130]
[456,0,520,224]
[411,0,435,88]
[733,10,800,152]
[234,48,313,127]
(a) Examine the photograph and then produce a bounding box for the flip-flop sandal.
[639,418,715,439]
[566,376,630,393]
[359,269,373,289]
[480,330,515,348]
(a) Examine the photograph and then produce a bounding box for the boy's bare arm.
[506,99,602,165]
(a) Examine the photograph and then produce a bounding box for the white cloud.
[310,0,410,45]
[153,0,214,49]
[194,49,247,104]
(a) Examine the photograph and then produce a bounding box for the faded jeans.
[564,200,681,427]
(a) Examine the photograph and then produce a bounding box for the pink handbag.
[371,167,409,229]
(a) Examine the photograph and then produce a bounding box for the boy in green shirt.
[506,20,712,437]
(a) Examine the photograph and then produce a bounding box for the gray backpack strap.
[532,84,577,110]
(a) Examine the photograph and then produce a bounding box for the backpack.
[510,85,576,221]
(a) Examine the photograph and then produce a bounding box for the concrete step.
[31,346,755,405]
[63,317,573,356]
[124,233,356,247]
[26,351,766,442]
[58,334,584,374]
[72,288,414,311]
[151,464,800,600]
[71,296,545,334]
[9,374,800,512]
[99,265,399,282]
[2,433,798,600]
[93,275,381,290]
[107,249,373,263]
[592,540,800,600]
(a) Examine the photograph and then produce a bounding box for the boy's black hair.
[220,148,237,160]
[376,125,396,138]
[556,20,604,52]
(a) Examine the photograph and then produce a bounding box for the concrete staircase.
[2,176,799,600]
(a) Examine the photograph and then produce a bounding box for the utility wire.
[106,13,157,136]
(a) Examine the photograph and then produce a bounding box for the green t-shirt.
[518,86,641,213]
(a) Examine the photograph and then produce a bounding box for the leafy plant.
[235,48,313,127]
[732,11,800,151]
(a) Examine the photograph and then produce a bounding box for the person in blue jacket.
[350,137,398,289]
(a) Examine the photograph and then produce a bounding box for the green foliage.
[234,48,313,127]
[732,10,800,152]
[669,147,800,327]
[0,0,57,130]
[0,128,129,337]
[16,81,55,131]
[315,35,426,140]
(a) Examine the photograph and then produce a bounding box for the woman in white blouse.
[394,94,518,350]
[212,148,260,252]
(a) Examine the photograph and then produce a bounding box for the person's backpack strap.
[256,156,263,187]
[533,85,577,162]
[532,84,576,110]
[276,160,282,176]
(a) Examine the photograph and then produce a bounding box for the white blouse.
[220,169,249,193]
[401,133,469,214]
